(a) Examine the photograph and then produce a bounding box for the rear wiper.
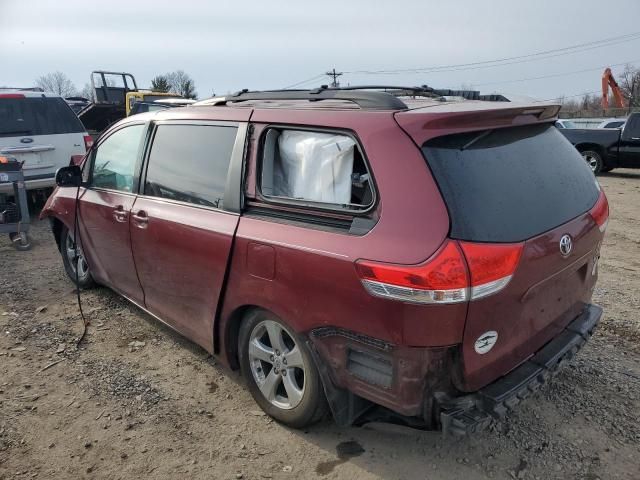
[461,129,494,150]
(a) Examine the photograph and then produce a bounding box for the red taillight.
[83,135,94,151]
[460,242,523,299]
[355,240,469,304]
[589,191,609,232]
[355,240,523,304]
[0,93,25,99]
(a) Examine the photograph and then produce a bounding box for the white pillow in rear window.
[274,130,356,205]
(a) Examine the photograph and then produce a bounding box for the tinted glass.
[92,124,145,192]
[623,115,640,137]
[0,96,85,137]
[144,124,237,209]
[422,124,600,242]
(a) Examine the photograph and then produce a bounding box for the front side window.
[91,124,145,192]
[144,124,237,209]
[260,128,374,211]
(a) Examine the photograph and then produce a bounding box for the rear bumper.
[438,304,602,435]
[310,304,601,434]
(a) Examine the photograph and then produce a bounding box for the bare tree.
[165,70,198,99]
[79,83,94,100]
[618,64,640,108]
[34,71,77,97]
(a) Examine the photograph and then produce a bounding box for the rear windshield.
[0,96,85,137]
[422,124,600,242]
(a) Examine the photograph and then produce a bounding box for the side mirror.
[55,165,82,187]
[69,154,85,167]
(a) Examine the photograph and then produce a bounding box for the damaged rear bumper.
[438,304,602,435]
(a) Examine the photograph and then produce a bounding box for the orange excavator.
[601,67,625,109]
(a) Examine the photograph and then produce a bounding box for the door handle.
[113,205,127,223]
[631,137,640,140]
[131,210,148,228]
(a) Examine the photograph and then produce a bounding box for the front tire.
[60,225,95,289]
[239,309,327,428]
[581,150,604,174]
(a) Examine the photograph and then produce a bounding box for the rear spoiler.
[395,104,561,145]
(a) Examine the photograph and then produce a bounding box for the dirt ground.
[1,171,639,480]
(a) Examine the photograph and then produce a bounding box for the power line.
[282,74,325,89]
[344,31,640,75]
[475,59,640,87]
[282,73,326,89]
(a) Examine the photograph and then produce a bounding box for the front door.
[129,122,243,350]
[79,123,146,304]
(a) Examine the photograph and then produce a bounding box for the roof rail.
[203,86,410,110]
[194,85,510,110]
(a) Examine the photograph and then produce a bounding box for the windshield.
[560,120,577,129]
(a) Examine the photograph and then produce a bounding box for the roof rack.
[196,85,510,110]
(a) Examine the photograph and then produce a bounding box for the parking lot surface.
[1,171,639,480]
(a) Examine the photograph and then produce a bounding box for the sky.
[1,0,640,101]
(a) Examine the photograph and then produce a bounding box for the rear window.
[422,124,600,242]
[0,96,85,137]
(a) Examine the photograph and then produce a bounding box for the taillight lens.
[83,135,94,151]
[459,241,523,300]
[355,240,523,304]
[0,93,24,99]
[355,240,469,304]
[589,191,609,232]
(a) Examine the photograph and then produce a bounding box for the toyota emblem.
[559,234,573,256]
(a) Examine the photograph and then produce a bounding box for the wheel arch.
[50,216,67,252]
[218,304,263,371]
[218,303,306,371]
[574,143,606,158]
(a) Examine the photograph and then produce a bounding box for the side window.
[259,128,374,211]
[91,124,145,192]
[623,115,640,138]
[144,124,237,209]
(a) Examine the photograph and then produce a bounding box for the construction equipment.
[77,71,187,136]
[0,156,31,250]
[601,68,625,110]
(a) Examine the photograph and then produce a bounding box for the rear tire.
[238,309,327,428]
[60,225,95,289]
[581,150,604,174]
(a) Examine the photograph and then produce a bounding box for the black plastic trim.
[218,88,409,110]
[438,304,602,436]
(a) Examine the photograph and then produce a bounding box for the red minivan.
[42,87,607,434]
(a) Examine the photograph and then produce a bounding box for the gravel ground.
[1,170,639,480]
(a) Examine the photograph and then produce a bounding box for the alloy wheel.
[65,233,89,280]
[247,320,306,410]
[582,152,599,172]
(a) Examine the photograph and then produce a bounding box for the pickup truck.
[559,112,640,173]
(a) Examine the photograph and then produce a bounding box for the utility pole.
[629,73,637,115]
[325,68,343,88]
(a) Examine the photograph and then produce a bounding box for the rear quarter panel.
[217,110,459,365]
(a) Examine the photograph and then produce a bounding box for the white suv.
[0,89,91,194]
